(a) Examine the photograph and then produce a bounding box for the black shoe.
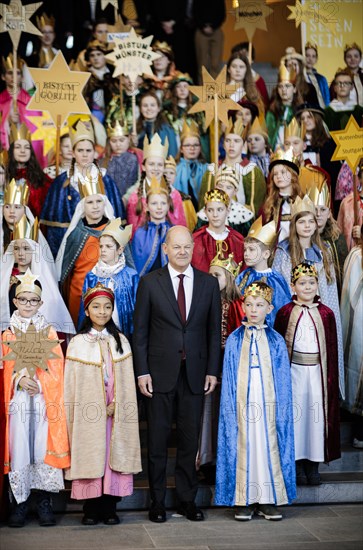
[149,502,166,523]
[104,514,120,525]
[177,501,204,521]
[8,500,28,528]
[305,461,321,486]
[37,493,56,526]
[257,504,283,521]
[82,515,99,525]
[296,460,308,486]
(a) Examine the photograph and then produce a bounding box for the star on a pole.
[330,115,363,173]
[27,112,67,156]
[27,51,91,127]
[0,0,43,49]
[1,322,63,377]
[101,0,118,10]
[288,1,338,36]
[188,66,243,128]
[232,1,273,40]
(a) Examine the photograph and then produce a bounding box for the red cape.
[192,226,244,273]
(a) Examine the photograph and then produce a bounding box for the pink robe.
[337,193,363,251]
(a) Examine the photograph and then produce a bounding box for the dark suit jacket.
[133,265,221,394]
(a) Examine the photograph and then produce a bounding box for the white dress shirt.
[168,263,194,319]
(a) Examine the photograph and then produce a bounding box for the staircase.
[52,417,363,513]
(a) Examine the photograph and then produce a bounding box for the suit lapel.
[157,266,182,323]
[186,268,201,325]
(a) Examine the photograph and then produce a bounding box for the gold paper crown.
[36,13,56,30]
[78,172,105,199]
[83,282,114,310]
[215,166,239,190]
[165,155,176,171]
[247,117,268,138]
[3,178,29,206]
[299,165,329,196]
[305,41,318,53]
[284,117,306,140]
[39,47,56,68]
[70,119,95,147]
[226,117,248,140]
[10,122,31,143]
[171,72,193,86]
[107,119,129,138]
[278,62,296,84]
[13,216,39,242]
[180,119,200,142]
[102,218,132,247]
[290,194,316,218]
[2,53,24,71]
[143,133,169,160]
[344,42,362,55]
[146,175,170,196]
[269,146,300,174]
[210,251,242,278]
[15,268,42,298]
[204,188,230,206]
[152,41,173,57]
[291,262,318,283]
[0,149,8,166]
[307,183,330,208]
[247,216,277,247]
[244,281,273,304]
[86,39,108,53]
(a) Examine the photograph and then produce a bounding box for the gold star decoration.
[188,66,243,128]
[26,112,68,156]
[287,1,338,36]
[330,115,363,174]
[0,0,43,49]
[101,0,118,10]
[105,27,161,83]
[232,0,273,40]
[1,322,63,377]
[27,51,91,127]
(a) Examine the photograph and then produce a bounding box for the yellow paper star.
[27,51,91,127]
[188,66,243,128]
[105,27,161,82]
[0,0,43,49]
[288,1,338,36]
[27,112,67,155]
[233,1,273,40]
[1,322,63,377]
[330,115,363,173]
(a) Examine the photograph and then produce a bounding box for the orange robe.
[2,327,70,474]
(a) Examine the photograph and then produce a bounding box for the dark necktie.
[177,274,186,324]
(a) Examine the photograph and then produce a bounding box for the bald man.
[133,226,221,522]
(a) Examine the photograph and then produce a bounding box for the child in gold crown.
[215,281,296,521]
[274,263,341,486]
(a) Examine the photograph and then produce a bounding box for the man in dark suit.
[133,225,221,522]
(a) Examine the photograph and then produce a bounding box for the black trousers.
[146,363,204,504]
[83,494,120,519]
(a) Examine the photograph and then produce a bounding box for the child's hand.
[106,402,115,417]
[130,132,138,147]
[19,377,40,396]
[352,225,361,240]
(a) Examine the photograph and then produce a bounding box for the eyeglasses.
[335,81,352,87]
[182,144,200,148]
[16,297,41,306]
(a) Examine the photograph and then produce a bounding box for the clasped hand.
[19,376,39,396]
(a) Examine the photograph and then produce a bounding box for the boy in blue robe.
[236,216,291,325]
[215,281,296,521]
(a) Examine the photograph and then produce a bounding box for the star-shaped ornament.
[232,1,273,40]
[1,322,63,377]
[101,0,118,10]
[27,51,91,127]
[0,0,43,49]
[188,66,243,128]
[26,112,67,155]
[287,1,337,36]
[105,27,161,83]
[330,115,363,173]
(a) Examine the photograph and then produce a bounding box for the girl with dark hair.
[64,284,141,526]
[136,91,178,156]
[226,53,264,115]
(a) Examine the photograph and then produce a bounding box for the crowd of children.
[0,9,362,529]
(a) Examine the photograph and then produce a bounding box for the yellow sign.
[188,66,243,128]
[330,115,363,174]
[0,0,43,49]
[301,0,363,83]
[27,51,91,127]
[105,27,161,83]
[1,322,63,377]
[233,1,273,40]
[288,1,337,36]
[27,112,68,155]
